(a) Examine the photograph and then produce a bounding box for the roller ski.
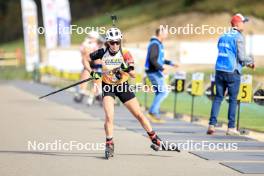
[73,87,87,103]
[105,139,114,159]
[73,92,93,105]
[148,131,180,152]
[74,91,102,106]
[73,92,85,103]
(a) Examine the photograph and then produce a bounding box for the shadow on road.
[0,150,173,159]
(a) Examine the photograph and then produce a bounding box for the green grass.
[186,67,264,86]
[203,67,264,77]
[0,66,32,80]
[242,67,264,76]
[136,91,264,132]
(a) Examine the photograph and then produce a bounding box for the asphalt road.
[0,82,258,176]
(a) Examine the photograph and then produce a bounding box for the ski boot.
[95,95,103,106]
[85,95,94,106]
[148,131,163,151]
[105,140,114,159]
[148,131,180,152]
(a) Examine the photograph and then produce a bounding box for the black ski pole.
[39,77,94,99]
[111,15,117,26]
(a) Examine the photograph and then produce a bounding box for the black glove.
[121,63,134,72]
[90,71,101,80]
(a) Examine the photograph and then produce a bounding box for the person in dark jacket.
[145,28,178,123]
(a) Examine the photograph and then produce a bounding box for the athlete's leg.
[102,83,115,158]
[124,97,165,147]
[124,97,153,133]
[74,69,90,102]
[103,96,115,138]
[93,79,101,95]
[103,96,115,158]
[80,69,89,91]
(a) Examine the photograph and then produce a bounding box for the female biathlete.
[74,31,104,105]
[85,27,167,159]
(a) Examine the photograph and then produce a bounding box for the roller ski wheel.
[150,143,160,151]
[105,143,114,160]
[73,93,84,103]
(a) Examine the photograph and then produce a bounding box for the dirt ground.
[124,12,264,42]
[122,12,264,74]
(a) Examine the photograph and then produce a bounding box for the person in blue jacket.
[145,28,178,123]
[207,13,255,135]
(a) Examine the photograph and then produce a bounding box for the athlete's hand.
[90,71,101,80]
[247,55,255,70]
[247,63,255,70]
[162,66,169,74]
[172,63,180,68]
[121,63,134,73]
[121,63,129,72]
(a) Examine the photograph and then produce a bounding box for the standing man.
[145,28,178,123]
[207,13,255,135]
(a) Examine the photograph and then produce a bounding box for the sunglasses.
[109,41,121,45]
